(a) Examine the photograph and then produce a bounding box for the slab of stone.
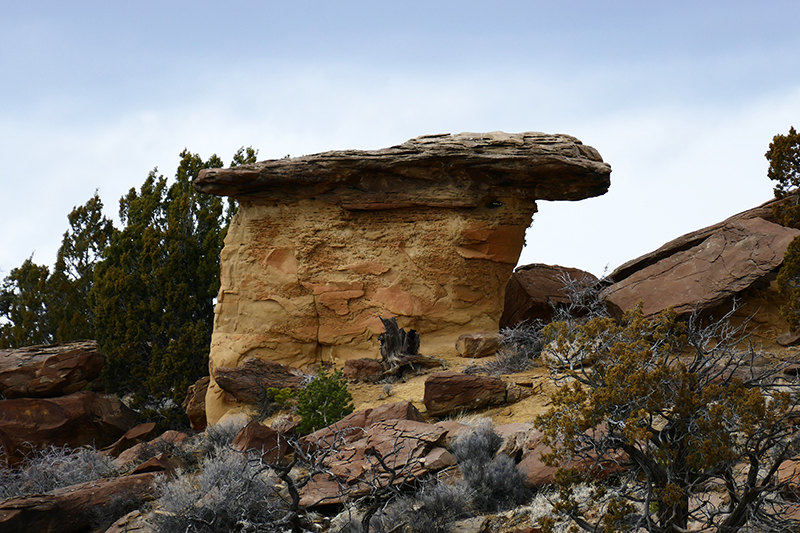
[181,376,210,431]
[194,131,611,203]
[604,215,800,317]
[423,371,508,417]
[500,264,601,327]
[455,332,503,358]
[0,341,104,399]
[0,473,155,533]
[0,391,138,465]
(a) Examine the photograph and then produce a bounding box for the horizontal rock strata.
[0,341,104,399]
[195,132,610,424]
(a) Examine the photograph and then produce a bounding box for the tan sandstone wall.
[206,197,535,423]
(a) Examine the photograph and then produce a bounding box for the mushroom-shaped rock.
[195,132,610,425]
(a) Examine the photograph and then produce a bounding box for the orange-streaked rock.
[195,132,611,424]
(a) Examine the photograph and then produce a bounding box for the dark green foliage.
[0,193,115,348]
[92,148,257,422]
[0,257,51,348]
[767,126,800,227]
[778,236,800,329]
[767,127,800,329]
[295,368,354,434]
[49,192,115,342]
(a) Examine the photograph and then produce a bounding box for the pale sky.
[2,1,799,278]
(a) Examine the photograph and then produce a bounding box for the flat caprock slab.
[194,131,611,207]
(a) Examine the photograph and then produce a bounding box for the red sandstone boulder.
[455,332,503,358]
[0,472,155,533]
[231,420,289,463]
[299,419,448,507]
[301,401,426,447]
[500,264,600,328]
[113,430,192,469]
[0,341,104,399]
[0,391,138,465]
[129,451,184,476]
[603,203,800,318]
[423,372,508,417]
[342,358,384,382]
[778,459,800,501]
[182,376,210,431]
[101,422,157,458]
[213,358,310,405]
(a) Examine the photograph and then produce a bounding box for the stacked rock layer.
[194,131,611,423]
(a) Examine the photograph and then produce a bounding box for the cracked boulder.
[194,131,611,424]
[0,341,104,399]
[602,199,800,343]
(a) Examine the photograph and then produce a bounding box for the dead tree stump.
[378,318,446,377]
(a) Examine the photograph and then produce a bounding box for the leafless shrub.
[194,416,248,457]
[467,270,608,376]
[451,420,532,513]
[0,445,117,499]
[152,446,283,533]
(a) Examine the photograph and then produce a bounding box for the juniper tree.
[767,127,800,329]
[0,257,51,347]
[536,304,800,533]
[93,147,256,420]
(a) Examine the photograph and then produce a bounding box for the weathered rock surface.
[212,358,310,406]
[299,419,449,507]
[103,510,155,533]
[0,391,138,464]
[301,400,427,447]
[195,132,611,424]
[0,341,104,399]
[500,264,601,328]
[342,358,384,382]
[101,422,157,458]
[113,430,192,470]
[423,371,508,417]
[181,376,210,431]
[0,473,155,533]
[603,200,800,320]
[231,420,288,463]
[456,332,503,358]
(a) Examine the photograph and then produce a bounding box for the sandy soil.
[347,357,558,425]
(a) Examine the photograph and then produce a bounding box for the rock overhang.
[194,131,611,425]
[193,131,611,206]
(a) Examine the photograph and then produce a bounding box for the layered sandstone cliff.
[194,131,611,423]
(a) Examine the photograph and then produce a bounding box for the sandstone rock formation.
[194,132,611,424]
[500,264,601,328]
[0,472,155,533]
[0,391,138,465]
[0,341,104,399]
[423,371,509,417]
[602,198,800,344]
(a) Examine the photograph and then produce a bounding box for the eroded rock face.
[500,264,601,328]
[195,132,611,424]
[0,391,138,465]
[0,341,104,399]
[603,200,800,320]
